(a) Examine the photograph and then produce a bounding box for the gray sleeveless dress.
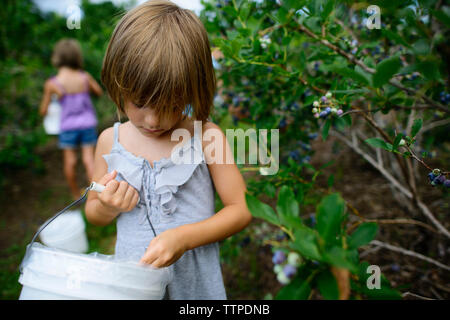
[102,121,227,300]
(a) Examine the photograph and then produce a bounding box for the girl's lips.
[144,128,163,133]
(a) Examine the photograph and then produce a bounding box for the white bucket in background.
[19,242,173,300]
[43,94,61,135]
[39,209,88,253]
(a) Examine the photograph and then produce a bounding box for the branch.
[369,240,450,272]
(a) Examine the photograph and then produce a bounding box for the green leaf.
[364,138,393,152]
[417,60,440,80]
[431,9,450,28]
[322,119,331,141]
[372,57,402,88]
[411,118,422,138]
[245,193,280,226]
[329,66,369,86]
[392,133,403,151]
[276,185,300,226]
[275,275,312,300]
[317,269,339,300]
[347,223,378,249]
[290,226,322,261]
[323,246,357,273]
[316,193,346,244]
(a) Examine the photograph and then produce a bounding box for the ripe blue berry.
[289,150,300,161]
[283,264,297,279]
[428,172,436,182]
[325,107,331,113]
[319,111,327,118]
[272,250,287,265]
[444,180,450,188]
[432,175,445,186]
[391,263,400,272]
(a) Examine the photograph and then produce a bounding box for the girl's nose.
[144,114,160,129]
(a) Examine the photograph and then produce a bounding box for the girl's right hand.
[96,170,140,213]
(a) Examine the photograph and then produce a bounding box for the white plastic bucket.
[39,209,88,253]
[19,242,173,300]
[43,94,61,135]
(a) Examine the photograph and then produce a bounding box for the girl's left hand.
[139,227,188,268]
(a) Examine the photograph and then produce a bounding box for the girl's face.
[124,100,185,138]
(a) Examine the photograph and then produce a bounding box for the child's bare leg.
[63,148,79,200]
[81,144,95,182]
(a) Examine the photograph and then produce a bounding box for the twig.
[351,218,438,234]
[421,118,450,133]
[369,240,450,272]
[402,292,435,300]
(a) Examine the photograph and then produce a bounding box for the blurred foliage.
[0,0,127,189]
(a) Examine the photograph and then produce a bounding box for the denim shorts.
[59,127,97,149]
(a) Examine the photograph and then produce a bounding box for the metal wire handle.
[19,182,157,273]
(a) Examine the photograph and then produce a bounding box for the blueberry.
[283,264,297,279]
[444,180,450,188]
[309,213,316,227]
[432,175,445,186]
[232,96,240,107]
[428,172,436,182]
[314,62,320,71]
[279,118,287,128]
[325,107,331,113]
[308,133,318,140]
[239,236,251,247]
[272,250,287,265]
[391,263,400,272]
[319,111,328,118]
[289,150,300,161]
[321,96,327,103]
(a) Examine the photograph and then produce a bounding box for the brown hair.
[51,38,83,70]
[101,0,216,122]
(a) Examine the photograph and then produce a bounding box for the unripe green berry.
[277,271,291,285]
[274,265,283,274]
[287,252,302,267]
[432,168,441,176]
[325,92,332,98]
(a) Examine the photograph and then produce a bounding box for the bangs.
[102,0,216,122]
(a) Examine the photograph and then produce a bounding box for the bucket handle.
[20,182,157,273]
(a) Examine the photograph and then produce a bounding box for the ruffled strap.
[154,134,205,215]
[102,152,145,191]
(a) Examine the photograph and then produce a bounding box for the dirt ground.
[0,127,449,300]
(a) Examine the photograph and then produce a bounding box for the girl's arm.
[85,127,139,226]
[38,80,54,117]
[86,72,103,97]
[178,121,252,250]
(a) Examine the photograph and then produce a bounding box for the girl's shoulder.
[97,123,119,156]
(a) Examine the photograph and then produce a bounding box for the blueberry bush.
[201,0,449,299]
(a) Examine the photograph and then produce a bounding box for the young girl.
[85,0,252,300]
[39,38,103,200]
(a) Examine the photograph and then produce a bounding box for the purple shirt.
[50,71,98,132]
